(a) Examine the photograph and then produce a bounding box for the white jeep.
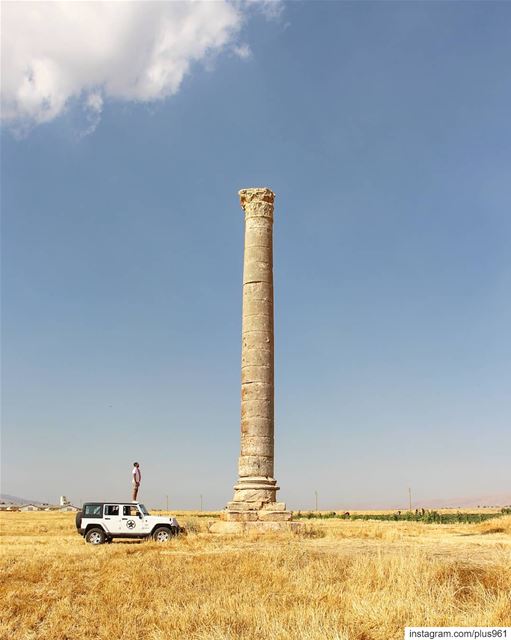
[76,502,180,544]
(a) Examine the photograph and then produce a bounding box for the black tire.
[152,526,173,542]
[75,511,83,530]
[85,527,106,545]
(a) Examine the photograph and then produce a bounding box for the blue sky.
[1,1,510,510]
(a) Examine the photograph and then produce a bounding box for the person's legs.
[132,484,139,501]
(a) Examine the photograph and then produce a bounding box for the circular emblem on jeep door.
[126,519,136,529]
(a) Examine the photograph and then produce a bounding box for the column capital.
[239,188,275,219]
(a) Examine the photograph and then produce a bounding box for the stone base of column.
[222,506,292,522]
[226,500,287,512]
[210,476,296,533]
[209,520,303,535]
[229,476,278,508]
[209,475,297,533]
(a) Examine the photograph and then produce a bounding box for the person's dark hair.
[133,462,139,466]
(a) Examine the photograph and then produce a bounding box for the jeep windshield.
[138,504,149,516]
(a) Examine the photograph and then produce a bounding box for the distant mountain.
[335,492,511,511]
[414,493,511,509]
[0,494,44,505]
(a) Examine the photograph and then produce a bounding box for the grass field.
[1,511,510,640]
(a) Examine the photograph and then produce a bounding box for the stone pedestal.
[209,520,302,535]
[211,188,295,532]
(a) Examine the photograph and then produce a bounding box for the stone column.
[224,188,289,522]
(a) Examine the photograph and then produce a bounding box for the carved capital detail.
[239,187,275,220]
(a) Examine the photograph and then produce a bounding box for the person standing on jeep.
[132,462,141,501]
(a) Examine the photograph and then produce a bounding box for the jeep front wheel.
[152,526,172,542]
[85,528,106,545]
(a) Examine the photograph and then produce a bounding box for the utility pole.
[408,487,412,512]
[314,490,318,512]
[166,495,169,512]
[200,494,203,512]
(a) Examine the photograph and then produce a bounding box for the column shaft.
[230,188,278,508]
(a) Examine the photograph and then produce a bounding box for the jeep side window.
[84,504,102,518]
[123,505,139,517]
[138,504,149,516]
[105,505,119,516]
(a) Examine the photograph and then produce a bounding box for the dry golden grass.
[1,512,510,640]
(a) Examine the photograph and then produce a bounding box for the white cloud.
[0,1,281,132]
[241,0,284,20]
[233,43,252,60]
[86,92,104,115]
[79,91,104,138]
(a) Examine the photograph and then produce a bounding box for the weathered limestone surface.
[210,520,302,535]
[211,187,296,531]
[230,188,280,511]
[258,510,292,522]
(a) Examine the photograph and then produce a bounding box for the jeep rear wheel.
[85,527,106,545]
[152,526,172,542]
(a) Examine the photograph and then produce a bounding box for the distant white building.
[60,496,70,507]
[59,505,79,512]
[19,504,41,512]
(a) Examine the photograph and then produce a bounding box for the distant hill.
[336,492,511,511]
[414,493,511,509]
[0,494,44,505]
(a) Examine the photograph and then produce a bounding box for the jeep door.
[103,504,122,534]
[120,505,147,536]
